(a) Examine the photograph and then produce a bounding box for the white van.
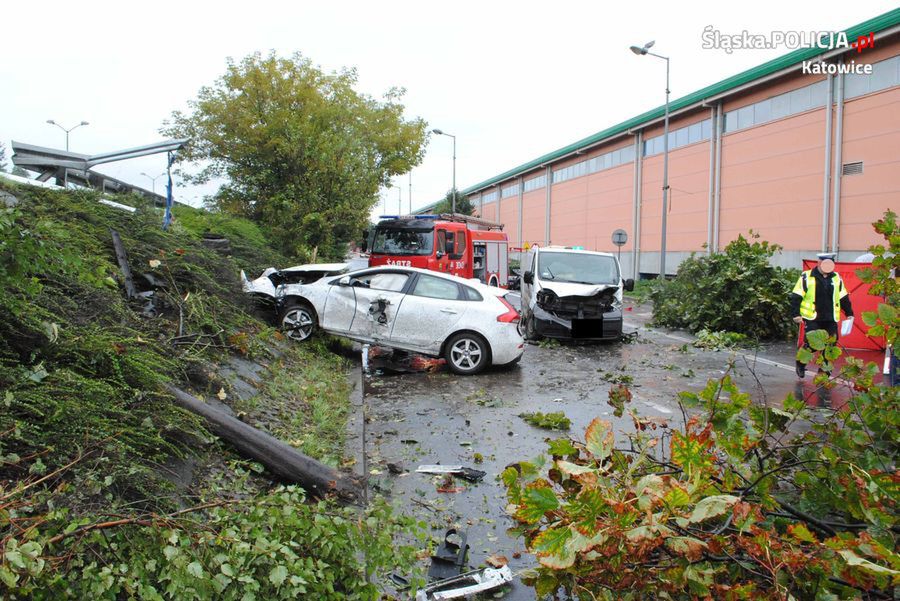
[520,247,634,341]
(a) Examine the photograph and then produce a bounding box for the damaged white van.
[520,247,634,341]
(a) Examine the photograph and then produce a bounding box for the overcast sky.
[2,0,895,221]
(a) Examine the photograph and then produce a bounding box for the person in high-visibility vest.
[790,252,854,378]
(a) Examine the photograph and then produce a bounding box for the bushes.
[648,233,799,340]
[503,213,900,600]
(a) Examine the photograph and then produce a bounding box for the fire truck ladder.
[437,213,504,230]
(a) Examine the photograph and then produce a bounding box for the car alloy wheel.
[280,303,316,341]
[445,332,489,375]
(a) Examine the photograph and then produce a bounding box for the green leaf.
[664,486,691,509]
[796,348,813,364]
[806,329,829,350]
[268,565,288,587]
[530,526,575,569]
[584,418,614,461]
[4,550,25,570]
[547,438,578,457]
[556,460,597,477]
[688,495,739,523]
[838,550,900,576]
[665,536,707,560]
[515,483,560,524]
[221,563,235,577]
[861,311,879,327]
[876,302,896,323]
[634,474,666,511]
[186,561,204,578]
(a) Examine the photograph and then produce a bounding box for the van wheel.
[524,316,542,342]
[444,332,490,375]
[279,302,317,342]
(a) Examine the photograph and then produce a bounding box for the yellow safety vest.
[792,269,847,321]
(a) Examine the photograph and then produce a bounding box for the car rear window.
[463,286,483,301]
[411,274,462,300]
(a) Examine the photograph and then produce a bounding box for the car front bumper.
[530,306,624,341]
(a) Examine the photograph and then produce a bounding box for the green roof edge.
[420,8,899,210]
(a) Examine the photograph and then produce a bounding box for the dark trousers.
[797,319,838,369]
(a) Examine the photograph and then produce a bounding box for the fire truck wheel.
[279,301,317,342]
[488,275,499,287]
[444,332,490,375]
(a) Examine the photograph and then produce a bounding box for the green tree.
[433,189,474,216]
[0,141,8,172]
[162,52,427,260]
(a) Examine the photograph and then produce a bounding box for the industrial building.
[444,9,900,278]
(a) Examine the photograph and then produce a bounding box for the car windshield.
[371,227,434,256]
[538,252,619,285]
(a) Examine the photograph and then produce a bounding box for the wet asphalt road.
[345,300,857,599]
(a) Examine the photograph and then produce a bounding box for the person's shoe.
[795,363,806,378]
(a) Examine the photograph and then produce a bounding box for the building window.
[643,118,712,156]
[501,183,520,198]
[523,174,547,192]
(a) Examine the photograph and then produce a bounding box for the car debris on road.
[416,465,487,482]
[415,566,514,600]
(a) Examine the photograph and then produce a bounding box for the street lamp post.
[431,129,457,214]
[140,171,166,195]
[630,41,670,278]
[46,119,89,152]
[397,185,402,216]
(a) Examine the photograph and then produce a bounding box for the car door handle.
[440,308,458,314]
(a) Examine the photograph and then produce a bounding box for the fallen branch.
[164,384,365,505]
[46,499,240,546]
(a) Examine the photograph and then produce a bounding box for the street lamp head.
[431,128,444,135]
[46,119,56,125]
[80,121,89,126]
[630,40,655,55]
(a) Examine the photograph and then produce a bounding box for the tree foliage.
[649,233,799,340]
[162,52,428,260]
[0,142,7,172]
[505,212,899,600]
[433,189,474,216]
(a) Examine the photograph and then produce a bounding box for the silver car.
[275,266,524,375]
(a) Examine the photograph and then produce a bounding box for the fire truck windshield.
[371,227,434,256]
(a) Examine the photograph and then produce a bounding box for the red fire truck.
[365,213,510,287]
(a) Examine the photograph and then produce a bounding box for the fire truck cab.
[366,214,509,287]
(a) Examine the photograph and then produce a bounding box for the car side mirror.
[523,271,534,285]
[338,275,352,287]
[624,278,634,292]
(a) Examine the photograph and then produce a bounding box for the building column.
[544,166,552,245]
[632,132,643,280]
[831,60,845,254]
[821,72,834,253]
[706,105,716,253]
[517,176,524,248]
[712,101,724,252]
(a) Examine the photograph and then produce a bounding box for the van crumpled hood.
[538,281,616,297]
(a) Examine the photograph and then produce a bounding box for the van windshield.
[372,227,434,256]
[538,252,619,285]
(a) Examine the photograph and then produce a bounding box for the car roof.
[537,247,615,258]
[282,263,349,272]
[346,265,505,295]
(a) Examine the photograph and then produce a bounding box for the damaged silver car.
[520,247,633,341]
[241,263,349,306]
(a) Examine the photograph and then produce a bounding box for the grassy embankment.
[0,179,416,599]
